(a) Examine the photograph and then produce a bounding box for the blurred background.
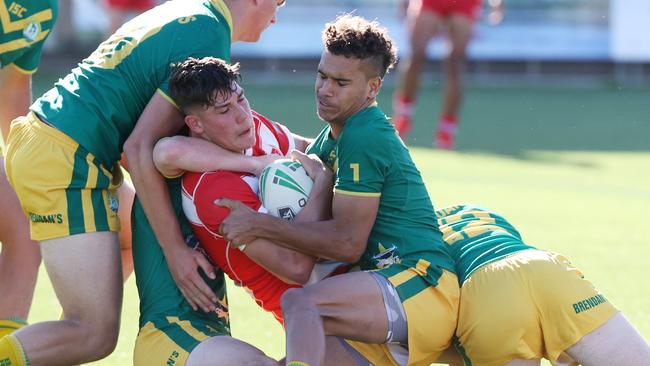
[28,1,649,365]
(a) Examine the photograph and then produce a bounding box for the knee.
[75,317,120,360]
[281,287,316,315]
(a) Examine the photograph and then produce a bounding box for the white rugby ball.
[258,159,313,221]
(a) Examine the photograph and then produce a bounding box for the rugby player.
[437,204,650,366]
[0,0,284,364]
[218,15,460,366]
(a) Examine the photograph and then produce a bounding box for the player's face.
[243,0,284,41]
[193,83,255,153]
[315,51,379,128]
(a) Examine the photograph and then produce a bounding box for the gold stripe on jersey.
[166,316,211,342]
[10,62,38,74]
[0,7,53,32]
[209,0,233,30]
[386,269,418,288]
[334,188,381,197]
[156,89,180,110]
[85,26,163,70]
[0,29,50,54]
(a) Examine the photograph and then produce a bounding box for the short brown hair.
[169,57,241,113]
[322,14,397,78]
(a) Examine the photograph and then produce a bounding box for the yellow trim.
[82,156,99,233]
[166,316,211,342]
[0,7,53,33]
[286,362,312,366]
[387,269,417,287]
[156,88,180,111]
[10,63,36,74]
[0,29,49,54]
[209,0,233,34]
[414,259,431,276]
[334,188,381,197]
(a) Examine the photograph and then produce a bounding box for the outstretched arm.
[153,135,280,178]
[0,66,31,140]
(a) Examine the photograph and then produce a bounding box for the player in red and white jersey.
[154,58,347,325]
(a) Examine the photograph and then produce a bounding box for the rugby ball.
[258,159,313,221]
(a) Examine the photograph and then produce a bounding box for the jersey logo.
[22,21,40,43]
[373,243,401,269]
[108,192,119,213]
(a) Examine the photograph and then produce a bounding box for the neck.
[223,0,243,42]
[328,97,376,139]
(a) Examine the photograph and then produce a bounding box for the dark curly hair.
[169,57,241,113]
[322,14,397,78]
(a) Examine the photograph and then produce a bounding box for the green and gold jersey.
[435,204,536,285]
[132,178,230,333]
[307,105,456,287]
[0,0,57,73]
[31,0,232,168]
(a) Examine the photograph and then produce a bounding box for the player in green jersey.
[0,0,284,365]
[436,204,650,366]
[217,15,459,366]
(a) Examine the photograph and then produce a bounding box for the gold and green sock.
[0,318,27,338]
[286,362,311,366]
[0,334,29,366]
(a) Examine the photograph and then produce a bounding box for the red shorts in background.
[105,0,154,11]
[421,0,482,21]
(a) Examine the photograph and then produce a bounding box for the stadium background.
[23,0,650,364]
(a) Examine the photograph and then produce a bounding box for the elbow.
[283,256,314,285]
[152,137,182,172]
[332,235,365,263]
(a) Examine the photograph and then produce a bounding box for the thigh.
[407,3,443,55]
[447,13,475,55]
[40,232,122,323]
[298,271,389,344]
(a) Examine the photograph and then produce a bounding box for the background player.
[218,15,459,366]
[0,1,284,365]
[392,0,500,149]
[436,204,650,366]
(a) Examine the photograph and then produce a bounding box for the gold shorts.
[4,113,120,241]
[347,269,459,366]
[455,250,618,366]
[134,314,230,366]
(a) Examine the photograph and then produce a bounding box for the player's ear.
[368,76,382,99]
[185,115,204,134]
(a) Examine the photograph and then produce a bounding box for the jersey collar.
[209,0,233,34]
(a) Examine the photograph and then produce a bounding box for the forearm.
[155,135,267,175]
[0,67,31,140]
[252,215,362,263]
[244,238,316,285]
[294,174,333,222]
[125,139,185,254]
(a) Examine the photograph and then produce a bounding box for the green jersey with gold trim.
[31,0,231,168]
[307,105,456,286]
[0,0,57,73]
[435,204,536,284]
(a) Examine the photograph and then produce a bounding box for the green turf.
[22,71,650,364]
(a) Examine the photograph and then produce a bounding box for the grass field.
[22,70,650,364]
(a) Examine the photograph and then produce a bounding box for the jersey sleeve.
[193,172,261,233]
[334,127,389,197]
[157,14,232,98]
[12,40,46,74]
[274,122,295,156]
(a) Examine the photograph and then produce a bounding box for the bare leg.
[281,272,388,366]
[0,165,40,321]
[501,359,540,366]
[117,181,135,281]
[13,232,123,365]
[186,336,279,366]
[397,7,441,102]
[440,13,473,118]
[565,312,650,366]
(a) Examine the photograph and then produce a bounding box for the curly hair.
[322,14,397,78]
[169,57,241,113]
